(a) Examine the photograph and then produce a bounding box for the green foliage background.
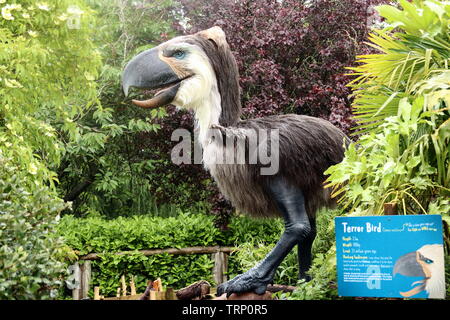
[323,0,450,300]
[55,0,209,218]
[326,0,450,217]
[0,0,101,299]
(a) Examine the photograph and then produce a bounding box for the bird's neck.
[193,83,222,147]
[193,66,242,147]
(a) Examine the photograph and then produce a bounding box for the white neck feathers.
[193,83,222,146]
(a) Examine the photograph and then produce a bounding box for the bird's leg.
[217,177,313,296]
[298,221,316,281]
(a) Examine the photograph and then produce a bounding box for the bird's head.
[121,26,241,127]
[393,244,445,298]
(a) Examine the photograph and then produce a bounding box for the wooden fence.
[70,246,237,300]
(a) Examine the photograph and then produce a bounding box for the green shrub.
[0,0,101,299]
[326,0,450,217]
[0,156,67,299]
[58,214,220,254]
[56,213,287,297]
[89,252,216,296]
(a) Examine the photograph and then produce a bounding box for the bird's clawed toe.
[216,270,272,297]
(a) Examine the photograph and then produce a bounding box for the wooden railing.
[69,246,238,300]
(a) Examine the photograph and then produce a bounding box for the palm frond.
[349,0,449,134]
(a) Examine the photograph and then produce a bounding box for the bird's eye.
[424,258,433,264]
[172,50,186,59]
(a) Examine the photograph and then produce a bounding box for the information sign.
[335,215,445,299]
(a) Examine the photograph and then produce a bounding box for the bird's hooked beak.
[121,47,185,108]
[393,251,430,297]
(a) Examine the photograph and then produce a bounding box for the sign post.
[335,215,445,299]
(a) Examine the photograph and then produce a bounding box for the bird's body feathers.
[206,114,348,218]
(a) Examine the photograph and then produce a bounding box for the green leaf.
[406,156,421,169]
[398,97,411,122]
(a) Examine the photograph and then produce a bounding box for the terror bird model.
[122,27,349,296]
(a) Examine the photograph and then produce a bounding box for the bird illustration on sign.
[393,244,445,299]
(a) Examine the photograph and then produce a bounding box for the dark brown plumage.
[211,115,348,218]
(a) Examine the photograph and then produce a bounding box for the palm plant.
[324,0,449,218]
[349,0,449,134]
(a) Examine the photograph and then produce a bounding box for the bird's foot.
[217,269,273,297]
[299,272,312,282]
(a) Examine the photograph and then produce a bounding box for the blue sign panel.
[335,215,445,299]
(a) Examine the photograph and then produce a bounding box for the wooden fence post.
[212,251,228,285]
[80,261,91,299]
[130,275,136,296]
[70,261,91,300]
[72,246,237,299]
[384,202,398,215]
[71,262,81,300]
[120,275,127,296]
